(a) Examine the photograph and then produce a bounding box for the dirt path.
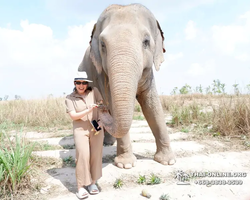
[28,119,250,200]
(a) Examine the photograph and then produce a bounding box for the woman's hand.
[88,104,98,110]
[97,119,102,129]
[68,104,99,121]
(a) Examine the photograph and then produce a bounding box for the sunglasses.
[75,81,88,85]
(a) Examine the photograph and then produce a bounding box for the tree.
[194,84,203,94]
[246,84,250,94]
[179,84,191,94]
[206,86,212,94]
[233,83,239,95]
[4,95,8,101]
[221,83,226,94]
[212,79,226,94]
[171,87,178,95]
[15,95,21,100]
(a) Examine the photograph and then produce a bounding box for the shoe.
[87,184,99,195]
[76,187,89,199]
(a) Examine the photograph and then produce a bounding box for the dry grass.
[0,94,249,137]
[0,97,71,131]
[160,94,250,137]
[212,96,250,136]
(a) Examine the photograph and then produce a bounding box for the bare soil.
[23,119,250,200]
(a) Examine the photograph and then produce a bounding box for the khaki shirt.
[65,87,103,134]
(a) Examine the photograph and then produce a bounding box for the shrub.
[148,173,161,185]
[160,194,171,200]
[0,131,36,195]
[113,178,123,189]
[137,174,146,184]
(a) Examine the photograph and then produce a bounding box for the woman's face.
[74,81,88,95]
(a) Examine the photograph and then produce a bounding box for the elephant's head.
[90,4,166,138]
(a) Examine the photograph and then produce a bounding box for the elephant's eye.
[101,41,106,49]
[143,38,150,49]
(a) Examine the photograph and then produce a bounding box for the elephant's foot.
[154,148,176,165]
[114,153,137,169]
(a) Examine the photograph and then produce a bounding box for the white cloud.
[45,0,218,23]
[239,11,250,22]
[165,39,182,46]
[188,63,204,76]
[188,60,215,76]
[212,10,250,55]
[235,53,249,61]
[212,25,249,54]
[167,52,183,61]
[160,52,183,69]
[0,20,95,70]
[0,20,96,99]
[185,20,197,40]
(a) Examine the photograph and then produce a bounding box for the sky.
[0,0,250,100]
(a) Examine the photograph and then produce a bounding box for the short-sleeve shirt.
[65,87,103,135]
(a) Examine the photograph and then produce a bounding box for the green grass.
[170,103,208,126]
[159,194,171,200]
[0,131,36,195]
[33,142,62,151]
[113,178,123,189]
[63,156,76,167]
[0,122,26,132]
[180,127,189,133]
[137,174,147,184]
[148,173,161,185]
[243,140,250,148]
[133,115,145,120]
[134,104,142,112]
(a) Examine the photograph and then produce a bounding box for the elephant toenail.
[169,159,176,165]
[124,164,132,169]
[161,161,168,165]
[117,163,124,168]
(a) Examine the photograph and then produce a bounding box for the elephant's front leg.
[115,134,137,169]
[137,82,176,165]
[98,108,136,168]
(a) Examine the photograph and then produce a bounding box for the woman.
[65,71,104,199]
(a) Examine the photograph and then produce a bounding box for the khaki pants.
[73,121,104,189]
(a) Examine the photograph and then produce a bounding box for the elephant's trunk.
[99,46,141,138]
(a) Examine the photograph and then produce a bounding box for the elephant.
[78,3,176,169]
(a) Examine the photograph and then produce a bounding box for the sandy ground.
[27,119,250,200]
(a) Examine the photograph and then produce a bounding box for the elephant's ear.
[89,23,103,74]
[153,20,166,71]
[89,23,96,45]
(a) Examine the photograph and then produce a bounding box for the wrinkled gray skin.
[78,3,176,169]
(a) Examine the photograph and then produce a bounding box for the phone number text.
[194,179,243,185]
